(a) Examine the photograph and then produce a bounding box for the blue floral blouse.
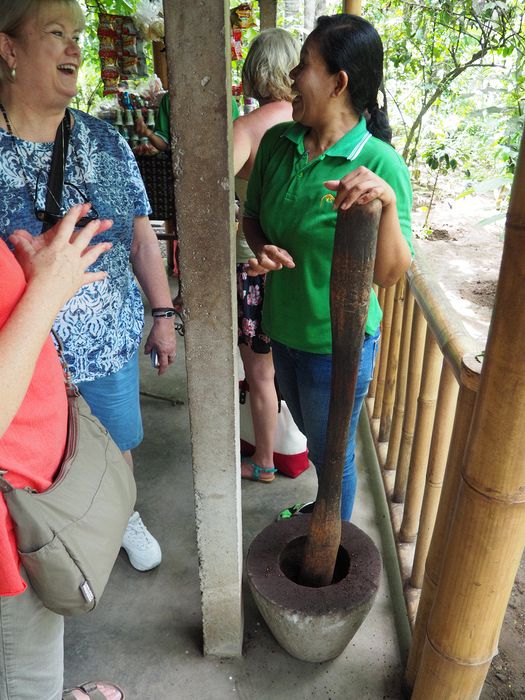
[0,110,151,382]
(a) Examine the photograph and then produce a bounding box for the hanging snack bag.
[231,28,243,61]
[98,14,120,95]
[230,4,255,29]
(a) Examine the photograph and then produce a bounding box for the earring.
[10,67,16,81]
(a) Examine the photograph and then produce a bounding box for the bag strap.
[0,470,13,493]
[0,331,76,492]
[41,110,71,234]
[51,329,79,398]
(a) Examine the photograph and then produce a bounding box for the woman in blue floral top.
[0,0,176,575]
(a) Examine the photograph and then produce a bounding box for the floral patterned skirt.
[237,263,271,354]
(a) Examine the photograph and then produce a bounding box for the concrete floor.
[64,294,409,700]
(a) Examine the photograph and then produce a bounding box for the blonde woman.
[233,28,300,483]
[0,0,176,572]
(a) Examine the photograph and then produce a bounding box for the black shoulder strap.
[42,109,71,233]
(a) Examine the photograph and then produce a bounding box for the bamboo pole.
[399,329,443,543]
[152,41,168,90]
[393,303,426,502]
[379,277,405,442]
[411,125,525,699]
[408,253,477,383]
[385,287,414,470]
[300,201,381,587]
[404,356,481,689]
[344,0,362,14]
[373,284,395,420]
[410,360,459,587]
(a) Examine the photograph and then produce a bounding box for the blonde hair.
[0,0,85,82]
[242,28,300,103]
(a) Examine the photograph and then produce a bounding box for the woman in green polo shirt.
[243,14,413,520]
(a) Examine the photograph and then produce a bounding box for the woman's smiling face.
[11,3,83,107]
[289,39,337,127]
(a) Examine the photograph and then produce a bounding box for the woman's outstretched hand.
[246,244,295,276]
[324,166,396,211]
[8,203,113,307]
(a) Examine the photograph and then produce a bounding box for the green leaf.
[477,213,506,226]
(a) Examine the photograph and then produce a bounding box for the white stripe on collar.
[347,131,372,161]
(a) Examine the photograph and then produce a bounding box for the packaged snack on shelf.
[230,3,255,29]
[231,28,243,61]
[97,12,147,94]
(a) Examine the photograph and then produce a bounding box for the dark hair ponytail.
[309,14,393,144]
[367,100,392,144]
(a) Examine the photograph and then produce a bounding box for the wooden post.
[385,287,414,470]
[373,284,395,420]
[411,125,525,698]
[393,303,426,503]
[379,277,405,442]
[152,40,168,89]
[410,359,459,587]
[163,1,243,657]
[300,201,381,588]
[404,356,480,688]
[260,0,278,30]
[344,0,362,14]
[399,329,442,543]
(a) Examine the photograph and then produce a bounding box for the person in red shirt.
[0,205,123,700]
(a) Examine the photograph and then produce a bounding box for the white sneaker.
[122,511,162,571]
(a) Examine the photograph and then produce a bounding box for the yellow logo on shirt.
[320,193,335,208]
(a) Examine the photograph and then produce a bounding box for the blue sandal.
[241,458,277,483]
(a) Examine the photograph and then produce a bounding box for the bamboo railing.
[366,250,483,629]
[367,125,525,698]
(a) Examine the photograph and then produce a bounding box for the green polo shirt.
[244,118,413,353]
[154,93,171,144]
[154,94,240,144]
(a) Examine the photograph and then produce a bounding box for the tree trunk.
[283,0,302,30]
[260,0,278,30]
[304,0,316,35]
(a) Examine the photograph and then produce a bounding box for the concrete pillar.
[162,1,243,657]
[260,0,278,30]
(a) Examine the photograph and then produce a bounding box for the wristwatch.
[151,307,177,319]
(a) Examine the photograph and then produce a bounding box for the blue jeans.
[271,332,380,521]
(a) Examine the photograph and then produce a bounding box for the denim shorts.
[76,349,143,451]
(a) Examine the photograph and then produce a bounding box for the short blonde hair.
[0,0,85,82]
[242,28,300,103]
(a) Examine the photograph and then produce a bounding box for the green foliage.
[364,0,524,223]
[75,0,523,219]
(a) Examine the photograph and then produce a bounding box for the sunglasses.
[34,172,99,227]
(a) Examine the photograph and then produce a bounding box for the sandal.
[277,501,315,520]
[241,458,277,483]
[63,681,125,700]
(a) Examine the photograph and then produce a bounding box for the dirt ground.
[412,186,525,698]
